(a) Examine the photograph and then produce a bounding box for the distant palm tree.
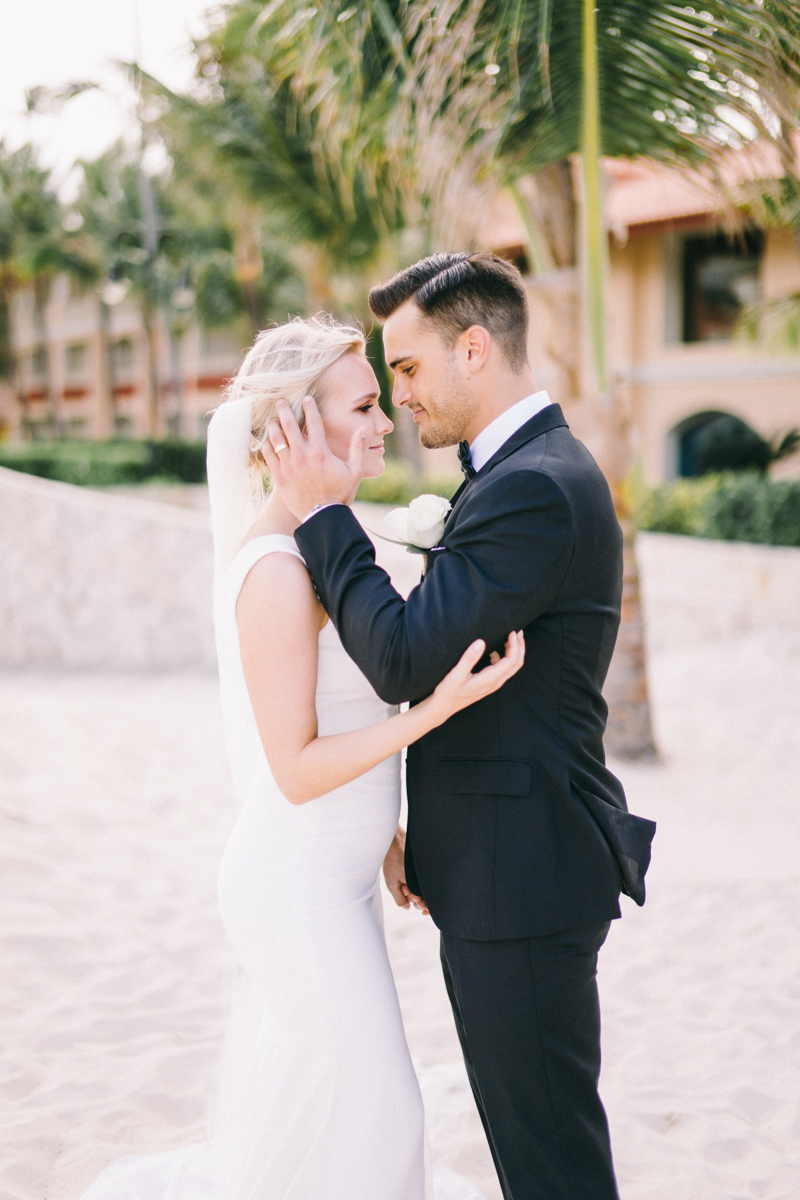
[0,141,91,436]
[68,135,306,438]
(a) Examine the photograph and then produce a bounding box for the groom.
[264,252,655,1200]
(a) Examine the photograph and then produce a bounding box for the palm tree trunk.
[511,5,657,761]
[142,306,160,439]
[578,0,656,759]
[167,326,184,438]
[232,204,264,335]
[11,346,29,437]
[603,515,657,759]
[97,296,115,439]
[33,278,59,436]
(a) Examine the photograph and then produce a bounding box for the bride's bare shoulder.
[236,547,325,631]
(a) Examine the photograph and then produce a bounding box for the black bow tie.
[457,440,476,481]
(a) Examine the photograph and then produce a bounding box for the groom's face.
[383,301,477,449]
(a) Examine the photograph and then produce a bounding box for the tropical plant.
[737,175,800,351]
[142,15,406,313]
[142,0,800,754]
[0,140,93,436]
[202,0,800,755]
[693,416,799,475]
[66,135,305,438]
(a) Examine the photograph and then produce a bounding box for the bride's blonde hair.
[223,314,366,482]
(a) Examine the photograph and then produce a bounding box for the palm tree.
[147,0,800,753]
[69,131,307,438]
[0,141,86,437]
[249,0,800,757]
[499,0,800,756]
[143,12,406,316]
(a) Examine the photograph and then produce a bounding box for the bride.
[81,315,524,1200]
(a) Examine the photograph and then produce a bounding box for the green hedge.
[356,460,462,506]
[0,440,460,501]
[0,439,208,487]
[637,473,800,547]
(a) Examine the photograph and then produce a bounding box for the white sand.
[1,514,799,1199]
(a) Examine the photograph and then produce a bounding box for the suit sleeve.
[294,470,575,705]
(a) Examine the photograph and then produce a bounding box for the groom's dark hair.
[368,251,529,372]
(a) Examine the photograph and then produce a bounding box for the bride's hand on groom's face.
[261,396,367,521]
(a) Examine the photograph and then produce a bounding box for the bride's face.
[317,352,393,479]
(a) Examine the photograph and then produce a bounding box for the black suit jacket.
[296,404,655,940]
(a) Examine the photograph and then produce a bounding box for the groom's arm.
[295,468,574,705]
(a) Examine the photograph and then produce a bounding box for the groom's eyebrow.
[388,354,413,370]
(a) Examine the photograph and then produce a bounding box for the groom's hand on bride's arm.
[382,826,429,915]
[260,396,367,521]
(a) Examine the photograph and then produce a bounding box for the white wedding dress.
[81,531,483,1200]
[213,533,427,1199]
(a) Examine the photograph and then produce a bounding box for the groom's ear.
[461,324,491,374]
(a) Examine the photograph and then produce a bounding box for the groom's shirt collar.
[468,390,552,474]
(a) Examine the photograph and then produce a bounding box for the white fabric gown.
[81,534,482,1200]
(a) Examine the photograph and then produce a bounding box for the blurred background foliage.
[4,0,800,407]
[0,437,207,487]
[637,473,800,547]
[2,0,800,759]
[2,0,800,512]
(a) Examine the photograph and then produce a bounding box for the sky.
[1,0,215,190]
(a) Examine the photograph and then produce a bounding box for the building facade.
[2,155,799,484]
[0,275,249,443]
[488,155,800,482]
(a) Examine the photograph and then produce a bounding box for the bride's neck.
[251,489,300,538]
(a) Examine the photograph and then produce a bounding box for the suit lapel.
[477,403,568,478]
[444,479,469,524]
[444,404,568,526]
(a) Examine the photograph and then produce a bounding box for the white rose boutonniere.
[383,493,452,552]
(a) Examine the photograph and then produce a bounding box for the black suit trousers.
[440,922,619,1200]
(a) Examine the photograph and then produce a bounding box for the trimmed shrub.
[704,475,800,547]
[147,440,208,483]
[637,473,800,547]
[0,440,151,486]
[635,476,717,536]
[0,439,208,487]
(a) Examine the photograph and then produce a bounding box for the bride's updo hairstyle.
[223,314,366,485]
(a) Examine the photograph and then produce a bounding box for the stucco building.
[486,152,800,482]
[2,152,799,483]
[0,278,248,444]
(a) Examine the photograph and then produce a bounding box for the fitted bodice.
[214,533,398,811]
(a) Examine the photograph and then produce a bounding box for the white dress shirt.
[468,390,553,474]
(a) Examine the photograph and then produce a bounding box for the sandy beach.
[1,510,799,1200]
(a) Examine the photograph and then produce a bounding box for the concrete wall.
[1,468,798,670]
[637,530,800,650]
[0,467,215,669]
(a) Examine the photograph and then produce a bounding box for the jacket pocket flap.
[438,758,532,796]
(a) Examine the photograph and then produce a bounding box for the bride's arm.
[237,551,525,805]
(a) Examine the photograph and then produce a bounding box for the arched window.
[671,410,769,477]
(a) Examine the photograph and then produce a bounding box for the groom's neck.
[462,363,539,446]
